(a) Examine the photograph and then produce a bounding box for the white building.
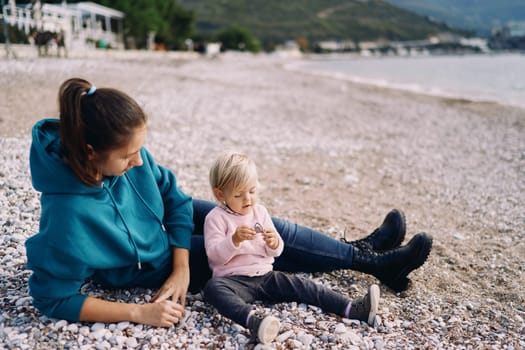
[2,1,124,50]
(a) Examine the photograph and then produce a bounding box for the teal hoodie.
[26,119,194,321]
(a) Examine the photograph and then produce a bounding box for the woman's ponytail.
[57,78,147,186]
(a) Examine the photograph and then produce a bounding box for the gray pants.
[203,271,351,327]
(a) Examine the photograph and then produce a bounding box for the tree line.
[1,0,259,52]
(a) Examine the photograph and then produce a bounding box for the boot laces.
[348,295,369,321]
[340,227,351,243]
[340,227,376,251]
[355,243,400,264]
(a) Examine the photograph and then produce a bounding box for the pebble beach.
[1,52,524,349]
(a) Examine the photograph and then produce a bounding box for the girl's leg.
[259,271,350,316]
[202,276,259,326]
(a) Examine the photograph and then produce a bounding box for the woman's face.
[96,125,147,178]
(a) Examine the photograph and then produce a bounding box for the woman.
[26,78,432,327]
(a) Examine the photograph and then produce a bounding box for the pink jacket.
[204,204,284,277]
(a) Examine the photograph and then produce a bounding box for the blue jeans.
[189,200,354,292]
[202,271,351,327]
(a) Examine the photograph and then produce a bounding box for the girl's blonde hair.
[209,152,258,192]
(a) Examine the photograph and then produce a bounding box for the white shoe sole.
[258,316,280,344]
[367,284,380,325]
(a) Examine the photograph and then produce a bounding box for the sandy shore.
[1,52,524,348]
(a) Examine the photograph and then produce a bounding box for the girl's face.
[217,179,258,216]
[94,125,147,179]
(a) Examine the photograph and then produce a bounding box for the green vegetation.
[96,0,194,49]
[178,0,465,51]
[5,0,468,51]
[215,25,261,52]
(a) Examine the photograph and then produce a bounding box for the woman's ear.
[86,144,96,161]
[213,188,225,203]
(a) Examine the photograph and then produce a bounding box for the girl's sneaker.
[348,284,380,325]
[247,313,280,344]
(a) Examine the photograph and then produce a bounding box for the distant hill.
[384,0,525,37]
[178,0,467,49]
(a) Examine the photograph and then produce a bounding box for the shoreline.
[290,53,525,111]
[1,54,524,348]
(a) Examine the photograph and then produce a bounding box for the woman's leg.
[271,213,432,293]
[272,218,354,273]
[192,199,217,235]
[189,199,216,292]
[271,209,406,273]
[188,235,212,293]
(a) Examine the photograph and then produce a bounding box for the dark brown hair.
[58,78,147,186]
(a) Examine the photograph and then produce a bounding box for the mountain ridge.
[178,0,467,49]
[384,0,525,36]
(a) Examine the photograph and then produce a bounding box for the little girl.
[203,151,380,344]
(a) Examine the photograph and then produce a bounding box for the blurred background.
[1,0,524,54]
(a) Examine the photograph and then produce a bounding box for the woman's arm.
[79,296,185,328]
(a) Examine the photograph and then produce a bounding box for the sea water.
[291,53,525,109]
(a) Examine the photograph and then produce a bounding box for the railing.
[2,3,124,50]
[2,5,35,33]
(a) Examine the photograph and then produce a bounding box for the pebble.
[126,337,138,348]
[334,323,347,333]
[275,330,294,342]
[91,323,106,332]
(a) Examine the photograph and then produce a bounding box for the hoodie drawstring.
[102,182,143,270]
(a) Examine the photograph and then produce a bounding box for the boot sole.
[382,232,433,292]
[388,209,406,250]
[375,209,406,251]
[367,284,380,325]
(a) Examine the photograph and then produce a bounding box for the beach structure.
[1,1,124,51]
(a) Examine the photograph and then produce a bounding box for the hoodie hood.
[30,118,104,195]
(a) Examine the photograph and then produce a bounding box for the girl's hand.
[263,229,279,249]
[232,226,256,246]
[136,300,185,327]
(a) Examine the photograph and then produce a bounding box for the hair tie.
[86,85,96,96]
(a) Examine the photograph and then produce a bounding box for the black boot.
[351,232,433,292]
[342,209,406,251]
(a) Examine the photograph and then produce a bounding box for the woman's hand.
[232,226,256,247]
[136,300,185,327]
[151,248,190,306]
[152,267,190,304]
